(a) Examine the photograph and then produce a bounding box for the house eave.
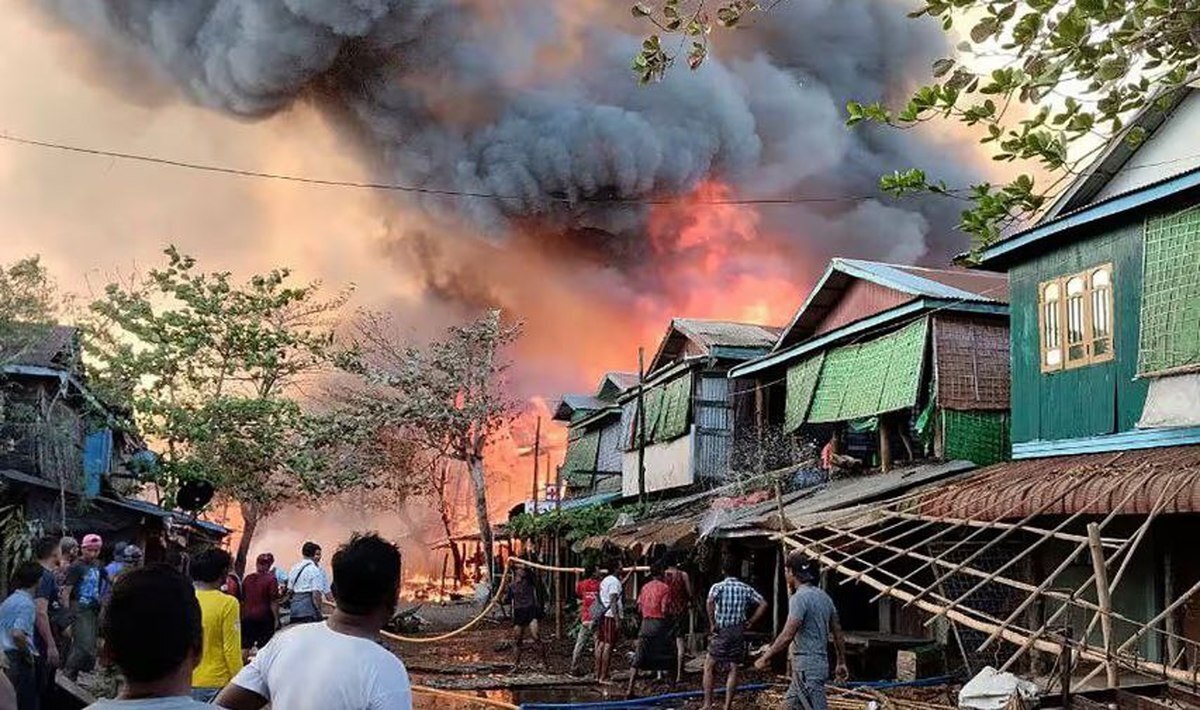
[979,164,1200,269]
[1012,426,1200,460]
[729,298,1008,378]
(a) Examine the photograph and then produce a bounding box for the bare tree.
[338,310,522,586]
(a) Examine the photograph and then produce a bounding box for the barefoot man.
[702,557,766,710]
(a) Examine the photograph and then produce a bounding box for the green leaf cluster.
[507,504,622,543]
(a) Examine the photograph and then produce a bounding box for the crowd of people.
[0,532,847,710]
[507,549,847,710]
[0,533,411,710]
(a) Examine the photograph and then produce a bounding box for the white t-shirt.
[288,559,330,594]
[599,574,623,618]
[231,622,412,710]
[86,699,211,709]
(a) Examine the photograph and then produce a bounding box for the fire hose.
[379,558,648,644]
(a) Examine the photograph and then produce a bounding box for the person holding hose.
[754,552,848,710]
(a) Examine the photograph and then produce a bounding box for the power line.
[0,130,890,207]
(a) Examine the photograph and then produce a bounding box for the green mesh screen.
[943,409,1010,466]
[562,428,600,479]
[784,353,825,432]
[634,386,665,445]
[1140,211,1200,375]
[656,373,693,442]
[807,318,929,424]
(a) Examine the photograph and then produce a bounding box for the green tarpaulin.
[784,353,824,432]
[806,319,929,424]
[1140,210,1200,375]
[943,409,1010,467]
[562,429,600,478]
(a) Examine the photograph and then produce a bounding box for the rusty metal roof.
[918,446,1200,520]
[647,318,781,374]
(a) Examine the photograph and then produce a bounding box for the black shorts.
[513,606,543,627]
[241,616,276,649]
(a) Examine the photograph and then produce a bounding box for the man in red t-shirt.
[570,564,602,676]
[628,561,677,698]
[240,553,280,651]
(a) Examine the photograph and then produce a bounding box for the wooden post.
[773,546,782,636]
[878,416,892,473]
[1087,522,1119,689]
[531,416,541,517]
[1166,547,1181,668]
[555,454,563,639]
[440,552,449,597]
[1060,627,1073,708]
[637,347,647,505]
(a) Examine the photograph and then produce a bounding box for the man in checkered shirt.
[702,557,766,710]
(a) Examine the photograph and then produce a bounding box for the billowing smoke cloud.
[37,0,979,271]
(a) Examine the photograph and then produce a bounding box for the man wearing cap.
[63,534,108,681]
[240,554,280,651]
[754,552,847,710]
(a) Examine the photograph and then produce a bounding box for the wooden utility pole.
[1087,522,1118,688]
[531,416,541,517]
[878,417,893,473]
[637,346,647,505]
[555,459,564,639]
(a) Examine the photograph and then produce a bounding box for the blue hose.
[519,683,771,709]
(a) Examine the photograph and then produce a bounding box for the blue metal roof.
[523,491,620,515]
[979,163,1200,268]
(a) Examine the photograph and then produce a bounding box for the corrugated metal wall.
[1010,221,1148,443]
[694,373,731,480]
[814,279,911,336]
[596,419,624,473]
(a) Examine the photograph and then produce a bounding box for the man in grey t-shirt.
[754,552,846,710]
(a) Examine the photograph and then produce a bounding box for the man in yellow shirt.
[190,548,242,703]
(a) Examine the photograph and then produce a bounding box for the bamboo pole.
[1087,522,1119,689]
[531,416,540,517]
[637,347,646,506]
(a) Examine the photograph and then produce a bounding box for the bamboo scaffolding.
[915,469,1139,613]
[997,475,1187,673]
[781,534,1200,685]
[969,469,1150,652]
[931,469,1148,630]
[871,468,1106,605]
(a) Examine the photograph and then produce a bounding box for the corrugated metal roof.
[552,394,607,421]
[601,372,639,393]
[647,318,780,374]
[719,459,977,535]
[775,259,1006,352]
[0,324,78,370]
[672,319,781,348]
[918,446,1200,520]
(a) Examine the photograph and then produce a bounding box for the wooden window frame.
[1037,262,1115,373]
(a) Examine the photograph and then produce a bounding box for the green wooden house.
[959,88,1200,664]
[729,258,1012,470]
[553,372,637,497]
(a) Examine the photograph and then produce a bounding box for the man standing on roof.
[755,552,847,710]
[702,557,766,710]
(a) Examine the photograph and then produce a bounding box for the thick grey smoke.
[37,0,980,268]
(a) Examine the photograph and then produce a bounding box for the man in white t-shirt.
[594,557,624,682]
[217,533,412,710]
[286,542,330,624]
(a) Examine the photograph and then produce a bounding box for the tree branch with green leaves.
[633,0,1200,248]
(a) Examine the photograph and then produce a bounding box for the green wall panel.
[943,409,1010,466]
[1140,210,1200,375]
[807,319,929,424]
[1009,221,1149,443]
